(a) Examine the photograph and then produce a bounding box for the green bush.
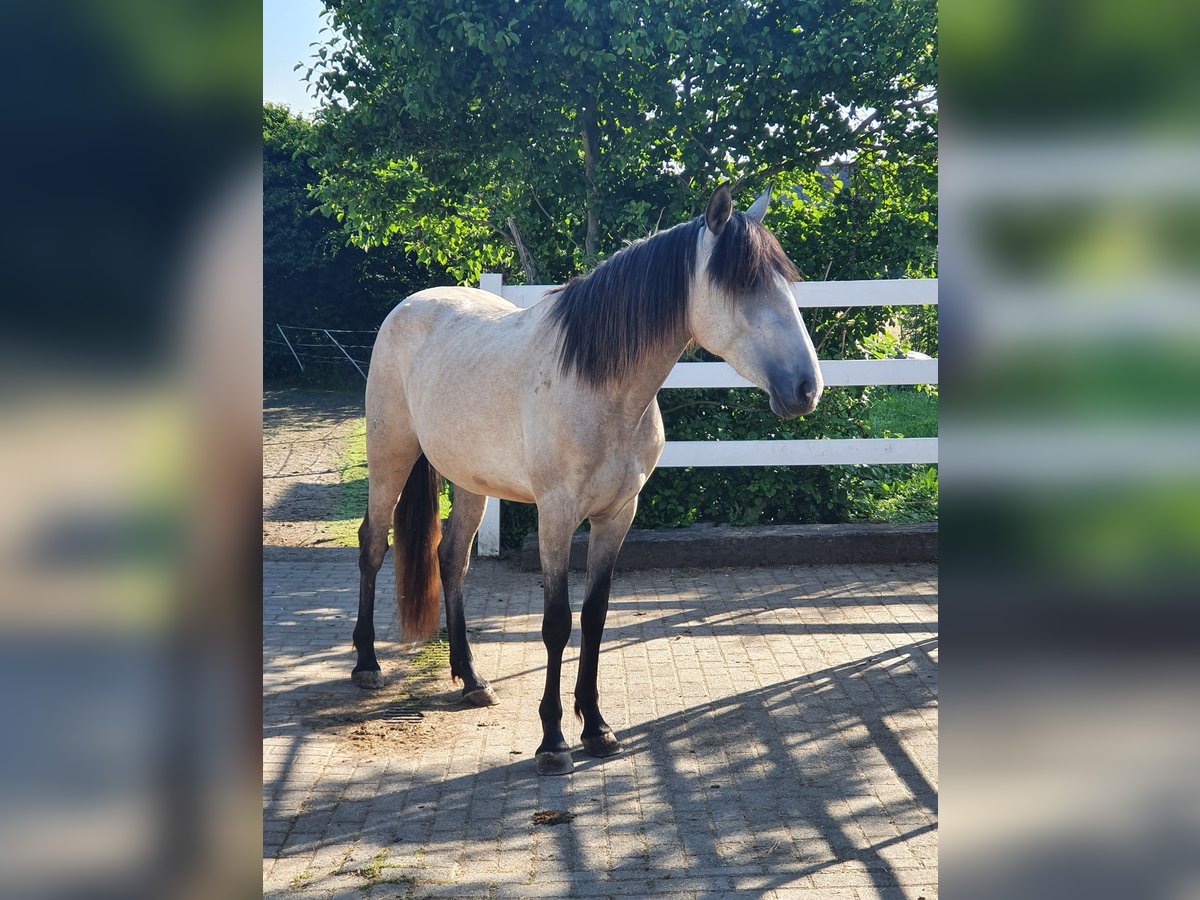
[500,500,541,551]
[849,385,939,523]
[638,385,871,528]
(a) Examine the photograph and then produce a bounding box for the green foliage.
[854,465,939,524]
[264,103,438,386]
[501,500,541,552]
[900,305,939,357]
[305,0,937,283]
[263,103,338,275]
[858,311,939,398]
[638,386,871,529]
[847,388,938,524]
[864,388,938,439]
[766,158,938,365]
[771,156,937,285]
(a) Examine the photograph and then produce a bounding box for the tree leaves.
[303,0,936,285]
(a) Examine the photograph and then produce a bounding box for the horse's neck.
[610,329,691,422]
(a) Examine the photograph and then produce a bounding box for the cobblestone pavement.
[264,549,937,899]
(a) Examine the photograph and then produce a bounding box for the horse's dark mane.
[708,209,800,296]
[546,218,699,388]
[546,210,798,386]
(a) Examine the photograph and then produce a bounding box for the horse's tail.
[393,453,442,641]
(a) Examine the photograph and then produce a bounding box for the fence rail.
[474,274,939,557]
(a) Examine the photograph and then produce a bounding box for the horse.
[352,185,823,775]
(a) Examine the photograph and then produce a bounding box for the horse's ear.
[705,185,733,236]
[746,184,772,223]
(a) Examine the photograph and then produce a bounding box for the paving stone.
[264,557,937,895]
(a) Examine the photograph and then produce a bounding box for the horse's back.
[368,286,547,502]
[397,285,521,324]
[371,286,524,373]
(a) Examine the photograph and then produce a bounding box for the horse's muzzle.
[767,378,822,418]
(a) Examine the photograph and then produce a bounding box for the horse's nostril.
[798,378,816,400]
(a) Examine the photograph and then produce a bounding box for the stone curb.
[263,521,938,571]
[519,521,937,571]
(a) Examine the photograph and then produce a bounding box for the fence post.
[275,324,304,373]
[475,273,504,556]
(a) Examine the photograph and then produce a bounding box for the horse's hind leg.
[575,496,637,757]
[438,485,497,706]
[352,510,389,689]
[352,431,419,689]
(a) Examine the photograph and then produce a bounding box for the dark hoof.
[351,669,383,690]
[463,685,499,707]
[581,732,622,758]
[535,751,574,776]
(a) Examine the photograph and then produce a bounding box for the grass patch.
[329,421,452,548]
[410,628,451,676]
[325,419,368,547]
[866,387,938,439]
[289,870,314,890]
[856,464,939,523]
[377,872,417,887]
[857,387,938,523]
[356,848,389,882]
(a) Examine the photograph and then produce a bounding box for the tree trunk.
[581,104,599,264]
[506,217,540,284]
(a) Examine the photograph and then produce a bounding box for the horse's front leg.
[534,503,579,776]
[575,497,636,757]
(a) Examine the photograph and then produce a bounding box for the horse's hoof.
[463,685,499,707]
[581,732,621,758]
[351,669,383,690]
[535,751,575,776]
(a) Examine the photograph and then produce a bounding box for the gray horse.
[352,186,823,775]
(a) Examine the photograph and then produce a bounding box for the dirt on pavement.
[263,390,363,546]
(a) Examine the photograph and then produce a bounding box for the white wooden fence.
[474,274,938,556]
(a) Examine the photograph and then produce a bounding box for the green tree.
[264,102,438,383]
[264,102,339,277]
[305,0,936,283]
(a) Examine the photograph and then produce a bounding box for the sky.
[263,0,325,115]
